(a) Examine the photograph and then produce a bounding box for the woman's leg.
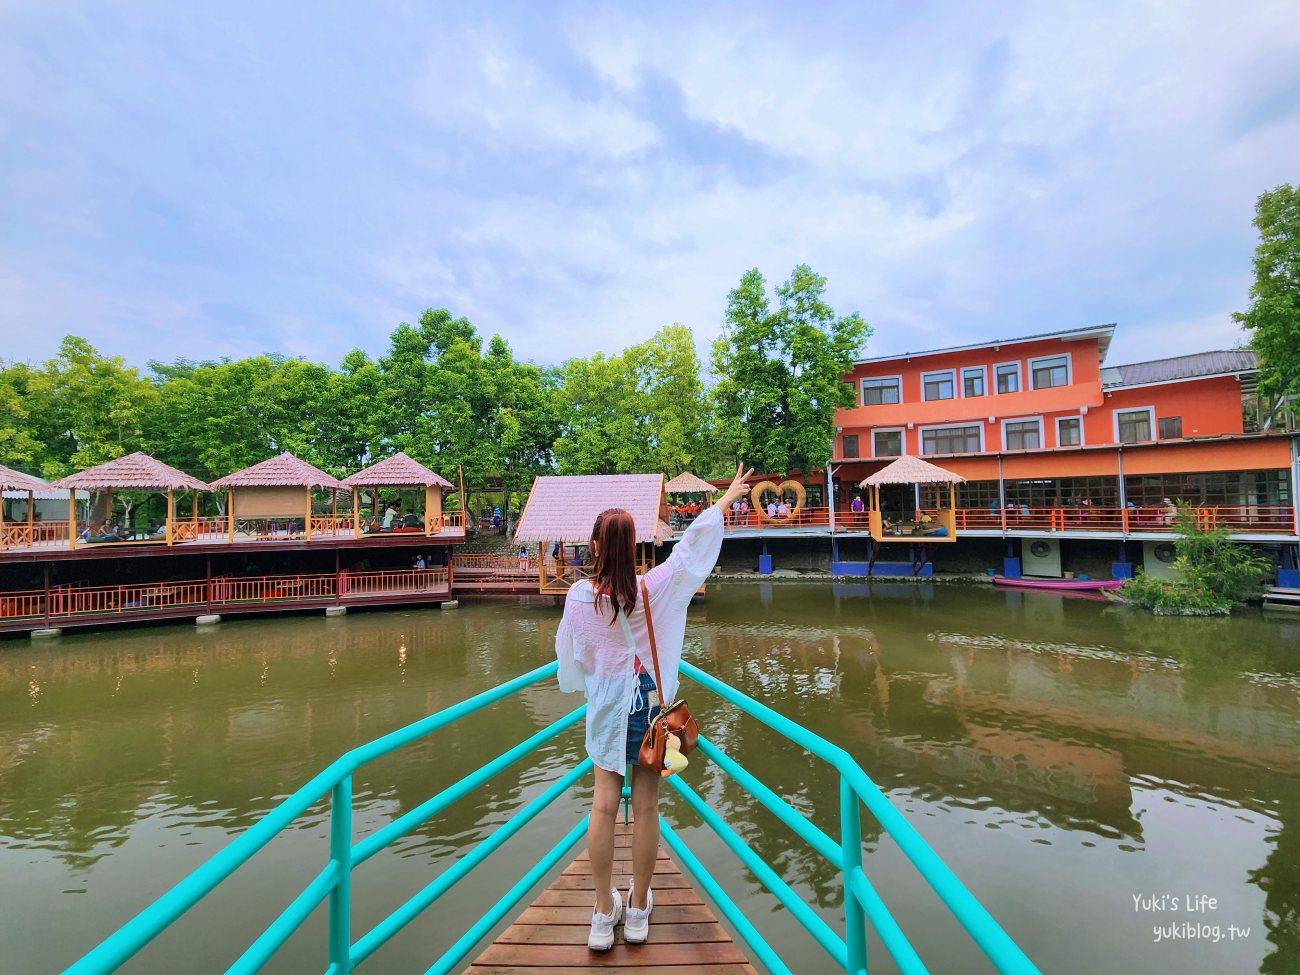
[629,762,661,908]
[589,767,624,915]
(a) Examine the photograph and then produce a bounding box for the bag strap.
[639,579,666,704]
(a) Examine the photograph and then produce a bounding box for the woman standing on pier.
[556,462,752,950]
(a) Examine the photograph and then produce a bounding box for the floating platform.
[463,818,755,974]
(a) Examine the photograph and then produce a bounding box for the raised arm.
[645,463,753,599]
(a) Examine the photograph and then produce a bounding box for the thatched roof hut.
[341,452,453,489]
[859,456,965,487]
[664,471,719,494]
[210,452,343,490]
[52,452,210,492]
[515,474,667,544]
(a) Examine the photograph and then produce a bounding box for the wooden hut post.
[226,490,235,543]
[68,492,77,550]
[165,489,174,545]
[27,489,34,544]
[331,490,338,535]
[352,489,360,539]
[0,492,5,553]
[305,488,313,541]
[192,490,199,529]
[105,488,113,530]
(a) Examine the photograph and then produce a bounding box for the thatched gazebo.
[341,452,456,537]
[210,452,344,541]
[52,452,211,548]
[859,456,965,543]
[515,474,667,592]
[664,471,719,496]
[0,465,79,550]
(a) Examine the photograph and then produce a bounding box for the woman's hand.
[718,462,755,508]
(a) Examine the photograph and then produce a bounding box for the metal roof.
[342,452,454,489]
[52,452,211,492]
[514,474,666,543]
[1100,350,1257,388]
[855,323,1115,367]
[211,452,343,490]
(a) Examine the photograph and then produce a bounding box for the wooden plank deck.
[462,819,756,974]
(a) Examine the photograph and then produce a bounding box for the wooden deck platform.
[462,819,756,974]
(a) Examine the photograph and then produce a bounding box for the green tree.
[1234,184,1300,398]
[27,336,157,477]
[0,363,42,466]
[1122,507,1271,615]
[711,265,871,474]
[553,352,644,474]
[624,324,712,476]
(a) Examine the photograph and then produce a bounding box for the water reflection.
[1,587,1297,974]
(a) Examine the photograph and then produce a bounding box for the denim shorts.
[625,671,661,765]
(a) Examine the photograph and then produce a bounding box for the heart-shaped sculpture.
[751,480,807,522]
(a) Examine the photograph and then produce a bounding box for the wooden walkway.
[462,819,757,974]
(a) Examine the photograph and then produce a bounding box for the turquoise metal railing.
[66,659,1040,975]
[670,659,1040,975]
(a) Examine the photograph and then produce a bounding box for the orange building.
[830,324,1298,578]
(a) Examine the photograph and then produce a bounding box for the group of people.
[667,498,704,529]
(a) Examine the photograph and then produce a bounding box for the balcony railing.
[0,511,469,555]
[0,568,452,625]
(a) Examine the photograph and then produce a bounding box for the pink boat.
[994,576,1125,592]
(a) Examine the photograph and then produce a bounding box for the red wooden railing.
[453,554,537,573]
[0,568,453,624]
[0,520,71,549]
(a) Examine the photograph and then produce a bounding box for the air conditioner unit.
[1142,541,1179,579]
[1022,537,1062,577]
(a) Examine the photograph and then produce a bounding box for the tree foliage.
[1122,508,1271,615]
[553,325,711,476]
[711,265,871,475]
[1234,183,1300,398]
[3,264,869,502]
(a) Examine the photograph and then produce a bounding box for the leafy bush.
[1122,507,1271,616]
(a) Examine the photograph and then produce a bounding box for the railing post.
[330,775,353,973]
[840,777,867,975]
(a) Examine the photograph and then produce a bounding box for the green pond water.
[1,583,1297,975]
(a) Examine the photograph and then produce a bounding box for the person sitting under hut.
[381,502,399,531]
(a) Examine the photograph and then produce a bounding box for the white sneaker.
[587,887,622,951]
[624,883,653,944]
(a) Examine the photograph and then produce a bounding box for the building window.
[1116,408,1153,443]
[921,425,981,455]
[873,429,903,457]
[995,363,1020,394]
[1030,354,1071,389]
[1004,419,1042,450]
[842,434,860,458]
[1057,416,1082,446]
[1158,416,1182,439]
[922,370,956,401]
[861,377,901,405]
[962,367,986,397]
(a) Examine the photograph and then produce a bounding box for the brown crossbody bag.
[635,579,699,768]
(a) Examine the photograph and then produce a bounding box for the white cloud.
[413,30,660,160]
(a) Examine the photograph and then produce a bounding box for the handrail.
[65,662,574,975]
[67,660,1039,975]
[678,658,1041,975]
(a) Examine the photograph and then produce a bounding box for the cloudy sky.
[2,1,1298,372]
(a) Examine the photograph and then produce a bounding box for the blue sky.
[2,1,1298,372]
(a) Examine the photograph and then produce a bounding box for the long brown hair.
[590,508,637,621]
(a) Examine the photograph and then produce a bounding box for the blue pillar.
[758,538,773,575]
